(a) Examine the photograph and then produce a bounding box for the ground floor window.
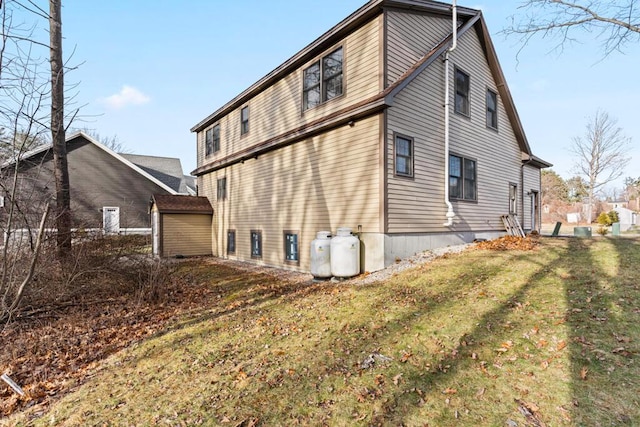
[509,183,518,214]
[217,177,227,200]
[284,231,299,264]
[251,230,262,258]
[227,229,236,254]
[449,154,477,201]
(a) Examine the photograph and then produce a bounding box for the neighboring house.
[190,0,551,273]
[613,207,637,232]
[606,200,629,210]
[1,131,193,235]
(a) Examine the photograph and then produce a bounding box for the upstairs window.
[217,177,227,200]
[303,47,343,110]
[205,124,220,156]
[394,134,414,178]
[240,106,249,135]
[454,68,470,116]
[251,230,262,258]
[486,89,498,129]
[450,154,477,201]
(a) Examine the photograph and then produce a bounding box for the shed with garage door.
[150,194,213,257]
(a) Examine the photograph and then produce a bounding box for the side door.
[103,207,120,234]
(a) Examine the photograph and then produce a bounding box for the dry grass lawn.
[2,236,639,426]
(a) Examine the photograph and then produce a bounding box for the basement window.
[284,231,299,264]
[251,230,262,259]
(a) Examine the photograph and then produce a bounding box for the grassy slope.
[9,237,640,426]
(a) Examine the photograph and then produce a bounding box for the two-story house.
[191,0,551,273]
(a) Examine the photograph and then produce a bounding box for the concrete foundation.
[359,230,507,273]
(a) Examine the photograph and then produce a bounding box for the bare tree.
[49,0,71,257]
[504,0,640,57]
[0,0,54,321]
[571,110,631,223]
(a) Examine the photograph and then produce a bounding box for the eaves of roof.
[192,0,551,170]
[190,0,478,134]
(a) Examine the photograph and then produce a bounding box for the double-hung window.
[454,68,470,116]
[395,135,413,178]
[486,89,498,129]
[205,125,220,156]
[449,154,477,201]
[240,106,249,135]
[217,177,227,200]
[303,47,343,110]
[251,230,262,258]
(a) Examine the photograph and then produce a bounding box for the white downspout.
[443,0,457,227]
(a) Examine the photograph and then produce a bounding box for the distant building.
[1,132,194,235]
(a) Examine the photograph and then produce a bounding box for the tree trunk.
[49,0,71,257]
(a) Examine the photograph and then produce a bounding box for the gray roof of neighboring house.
[120,154,195,195]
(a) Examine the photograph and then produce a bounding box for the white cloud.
[100,85,150,109]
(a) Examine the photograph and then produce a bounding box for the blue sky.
[29,1,640,191]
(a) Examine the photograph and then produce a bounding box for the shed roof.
[151,194,213,214]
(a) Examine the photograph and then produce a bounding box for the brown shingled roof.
[151,194,213,214]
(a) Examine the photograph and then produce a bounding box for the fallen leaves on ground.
[0,258,312,418]
[475,235,540,251]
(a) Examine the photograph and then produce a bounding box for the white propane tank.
[310,231,332,279]
[330,227,360,278]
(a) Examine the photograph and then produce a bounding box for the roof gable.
[5,132,180,195]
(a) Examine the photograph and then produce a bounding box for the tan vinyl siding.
[162,213,212,257]
[196,15,383,167]
[200,114,381,271]
[386,9,453,86]
[386,24,524,233]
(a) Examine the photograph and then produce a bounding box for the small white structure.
[613,207,637,232]
[567,213,581,224]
